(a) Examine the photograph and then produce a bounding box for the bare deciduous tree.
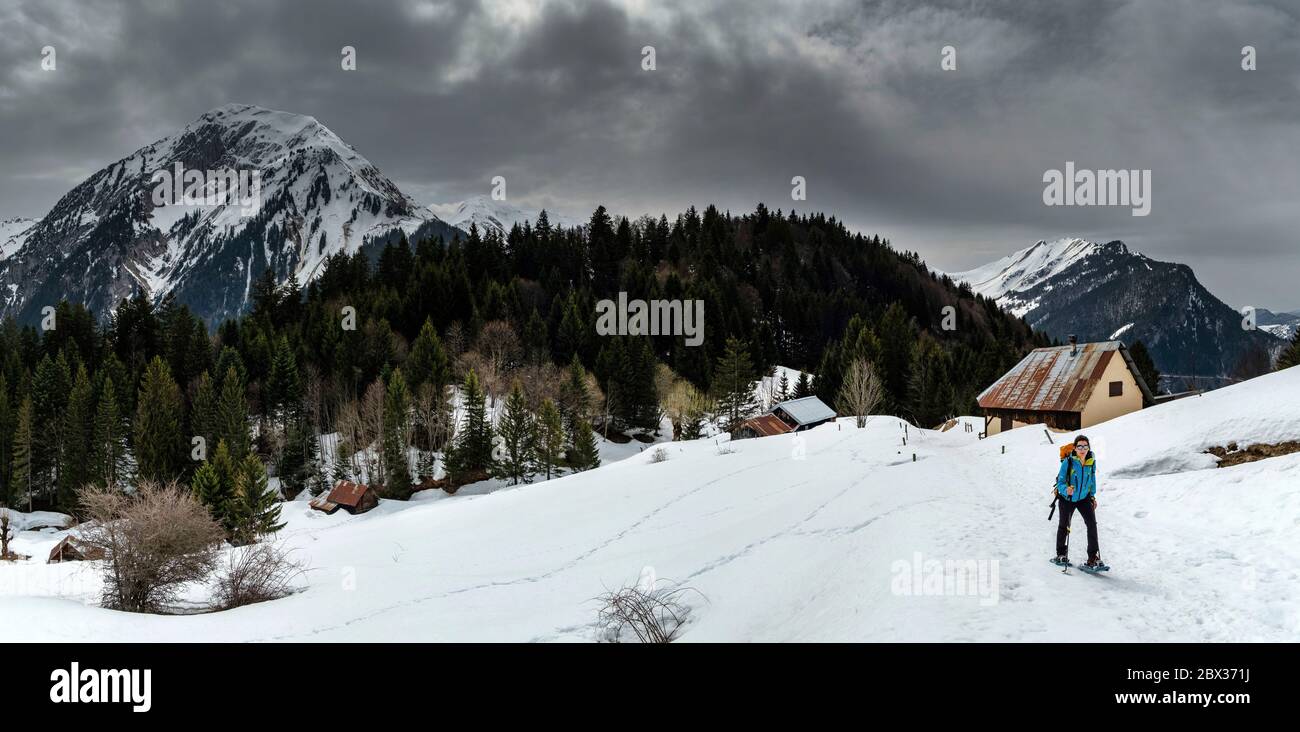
[663,378,713,440]
[360,379,387,485]
[515,361,561,412]
[335,396,363,480]
[78,481,225,614]
[475,320,522,396]
[0,508,13,559]
[836,358,885,428]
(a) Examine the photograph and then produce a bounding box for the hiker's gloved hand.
[1066,487,1074,498]
[1091,497,1097,509]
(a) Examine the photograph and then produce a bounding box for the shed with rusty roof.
[978,338,1154,436]
[734,413,795,439]
[310,480,380,515]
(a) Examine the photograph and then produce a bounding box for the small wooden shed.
[309,480,380,515]
[47,536,103,564]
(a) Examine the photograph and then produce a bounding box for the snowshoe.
[1079,558,1110,573]
[1049,556,1072,567]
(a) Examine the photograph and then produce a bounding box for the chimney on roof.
[1068,334,1078,355]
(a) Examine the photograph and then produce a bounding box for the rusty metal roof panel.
[978,341,1123,413]
[741,414,794,437]
[326,480,371,507]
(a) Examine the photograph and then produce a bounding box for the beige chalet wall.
[1080,353,1143,427]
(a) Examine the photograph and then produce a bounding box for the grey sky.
[1,0,1297,308]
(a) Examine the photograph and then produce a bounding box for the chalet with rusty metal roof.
[978,337,1155,436]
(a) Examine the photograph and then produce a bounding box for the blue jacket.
[1056,452,1097,502]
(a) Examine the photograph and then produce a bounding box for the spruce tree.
[58,365,94,509]
[492,380,536,485]
[620,337,660,431]
[216,365,251,461]
[134,356,186,484]
[445,369,494,482]
[0,375,10,502]
[793,371,813,399]
[234,452,284,544]
[558,355,592,436]
[877,302,916,410]
[712,337,757,433]
[191,371,218,452]
[535,397,564,480]
[190,461,225,523]
[266,336,301,427]
[207,439,240,534]
[569,419,601,472]
[406,317,450,394]
[278,412,312,500]
[10,397,33,510]
[30,354,68,504]
[382,369,413,498]
[91,376,129,489]
[1128,340,1162,393]
[907,338,955,428]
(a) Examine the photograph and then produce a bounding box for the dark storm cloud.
[1,0,1297,306]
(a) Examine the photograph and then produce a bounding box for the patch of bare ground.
[1206,440,1300,467]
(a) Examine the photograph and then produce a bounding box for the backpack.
[1048,444,1075,519]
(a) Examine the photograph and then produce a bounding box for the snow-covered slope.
[3,366,1299,642]
[0,104,461,324]
[0,217,36,261]
[430,194,581,239]
[945,237,1285,385]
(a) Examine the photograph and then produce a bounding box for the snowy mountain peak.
[947,237,1103,301]
[0,105,458,324]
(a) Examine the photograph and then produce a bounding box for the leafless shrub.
[595,578,703,643]
[649,447,669,463]
[78,481,225,614]
[213,541,305,610]
[836,357,885,428]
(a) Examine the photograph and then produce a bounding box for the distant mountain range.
[428,195,583,240]
[1252,308,1300,341]
[944,237,1287,389]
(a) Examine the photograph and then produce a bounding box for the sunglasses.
[1075,444,1089,449]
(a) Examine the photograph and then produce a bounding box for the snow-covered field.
[2,367,1298,642]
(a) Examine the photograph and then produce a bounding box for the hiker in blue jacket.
[1054,434,1103,569]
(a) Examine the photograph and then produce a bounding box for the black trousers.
[1055,496,1100,560]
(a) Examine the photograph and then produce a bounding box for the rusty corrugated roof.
[978,341,1151,413]
[326,480,372,507]
[740,414,794,437]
